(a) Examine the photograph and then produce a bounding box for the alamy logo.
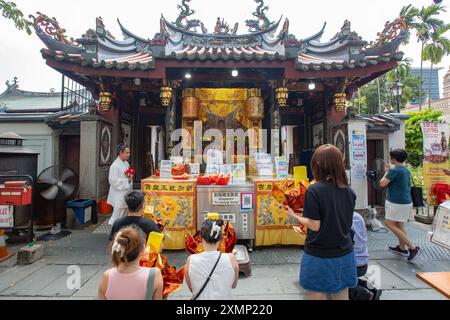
[66,265,81,290]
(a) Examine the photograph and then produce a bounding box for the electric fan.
[36,165,79,241]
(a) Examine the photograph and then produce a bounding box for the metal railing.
[60,75,94,113]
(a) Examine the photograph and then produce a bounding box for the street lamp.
[391,80,404,113]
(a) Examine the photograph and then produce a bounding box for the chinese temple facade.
[31,1,408,243]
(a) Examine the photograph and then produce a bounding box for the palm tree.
[400,3,447,111]
[422,24,450,109]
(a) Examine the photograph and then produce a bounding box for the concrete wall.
[388,121,406,151]
[0,122,54,174]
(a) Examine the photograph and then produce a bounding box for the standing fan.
[36,165,79,241]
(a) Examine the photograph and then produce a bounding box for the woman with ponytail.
[98,226,163,300]
[185,219,239,300]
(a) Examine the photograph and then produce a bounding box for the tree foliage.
[405,108,444,166]
[0,0,32,35]
[350,59,423,114]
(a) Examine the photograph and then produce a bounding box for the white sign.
[0,206,13,228]
[189,163,200,176]
[219,164,232,176]
[232,164,246,184]
[160,160,172,178]
[431,201,450,250]
[212,192,240,205]
[206,164,220,176]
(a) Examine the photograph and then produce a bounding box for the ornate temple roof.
[32,0,407,73]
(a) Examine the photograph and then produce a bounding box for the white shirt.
[107,157,131,209]
[189,251,235,300]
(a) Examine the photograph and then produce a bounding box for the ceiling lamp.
[232,69,239,77]
[185,73,192,79]
[308,82,316,90]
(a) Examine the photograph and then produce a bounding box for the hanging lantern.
[247,88,264,122]
[99,91,113,111]
[182,89,199,120]
[275,87,289,108]
[160,86,173,107]
[334,93,347,113]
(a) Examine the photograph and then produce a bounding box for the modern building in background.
[443,66,450,99]
[411,67,442,104]
[404,66,450,121]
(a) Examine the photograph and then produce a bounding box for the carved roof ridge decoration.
[161,15,283,39]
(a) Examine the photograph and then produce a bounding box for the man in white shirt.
[107,144,132,225]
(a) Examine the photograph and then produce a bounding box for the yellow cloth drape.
[142,178,197,250]
[254,180,305,247]
[163,230,195,250]
[256,229,305,247]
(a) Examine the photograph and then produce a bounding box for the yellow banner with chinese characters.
[423,162,450,206]
[142,179,197,250]
[254,180,305,246]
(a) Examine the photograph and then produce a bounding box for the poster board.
[421,122,450,206]
[431,201,450,250]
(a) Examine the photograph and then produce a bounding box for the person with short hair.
[380,149,421,262]
[109,190,160,241]
[107,144,132,225]
[286,144,358,300]
[98,226,163,300]
[184,219,239,300]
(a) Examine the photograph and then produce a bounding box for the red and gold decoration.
[140,216,185,299]
[99,91,113,111]
[142,179,197,250]
[160,85,173,107]
[185,220,237,254]
[254,180,306,246]
[275,86,289,108]
[334,93,347,113]
[272,179,310,234]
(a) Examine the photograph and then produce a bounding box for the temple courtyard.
[0,215,448,300]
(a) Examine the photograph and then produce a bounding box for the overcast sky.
[0,0,449,93]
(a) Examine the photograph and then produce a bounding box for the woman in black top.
[286,144,357,300]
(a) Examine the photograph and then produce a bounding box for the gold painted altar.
[254,179,306,246]
[142,178,197,250]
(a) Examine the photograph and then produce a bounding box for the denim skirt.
[300,251,358,293]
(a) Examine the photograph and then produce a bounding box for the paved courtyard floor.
[0,215,448,300]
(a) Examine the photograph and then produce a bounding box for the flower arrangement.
[124,167,135,178]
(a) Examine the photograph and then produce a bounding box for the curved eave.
[35,26,84,55]
[117,18,149,43]
[41,49,155,71]
[301,22,327,43]
[162,15,282,39]
[295,52,403,71]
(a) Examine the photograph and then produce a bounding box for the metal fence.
[61,75,93,113]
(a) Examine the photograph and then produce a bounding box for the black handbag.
[411,186,425,208]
